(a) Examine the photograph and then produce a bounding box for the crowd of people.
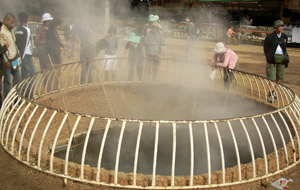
[0,9,290,108]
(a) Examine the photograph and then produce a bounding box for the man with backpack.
[15,12,36,79]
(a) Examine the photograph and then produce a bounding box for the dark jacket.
[0,44,8,77]
[263,31,288,64]
[46,29,63,64]
[15,26,30,59]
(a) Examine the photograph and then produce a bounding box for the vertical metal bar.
[22,75,36,98]
[214,122,225,183]
[152,122,159,187]
[18,105,39,159]
[171,123,176,186]
[238,72,246,93]
[188,122,194,186]
[270,113,289,166]
[278,111,296,163]
[114,120,126,184]
[0,91,18,136]
[32,74,43,99]
[4,97,22,147]
[80,117,95,179]
[65,116,81,176]
[262,116,279,171]
[204,123,211,185]
[27,108,47,162]
[96,119,111,182]
[252,76,260,99]
[227,121,241,181]
[38,111,57,168]
[285,109,300,158]
[245,74,253,95]
[6,99,26,151]
[240,119,256,178]
[258,78,267,102]
[133,122,143,186]
[11,102,32,153]
[50,114,68,172]
[252,118,268,175]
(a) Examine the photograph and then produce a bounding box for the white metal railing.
[0,58,299,189]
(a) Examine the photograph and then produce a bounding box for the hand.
[5,42,9,48]
[5,61,12,68]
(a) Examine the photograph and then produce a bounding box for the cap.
[42,13,53,22]
[273,20,284,29]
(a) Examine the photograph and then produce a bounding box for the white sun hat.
[42,13,53,22]
[214,42,226,53]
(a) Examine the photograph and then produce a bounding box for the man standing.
[35,13,53,70]
[0,13,21,98]
[15,12,36,79]
[186,16,195,62]
[263,19,288,102]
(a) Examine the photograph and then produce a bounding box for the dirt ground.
[0,36,300,190]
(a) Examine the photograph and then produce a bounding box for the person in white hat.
[35,13,53,71]
[211,42,238,88]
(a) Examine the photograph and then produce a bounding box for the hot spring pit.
[0,59,299,189]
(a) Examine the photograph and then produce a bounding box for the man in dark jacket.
[264,19,288,82]
[15,12,36,79]
[263,19,288,103]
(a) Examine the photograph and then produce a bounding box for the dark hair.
[0,21,2,28]
[108,26,117,34]
[18,12,29,24]
[215,53,225,63]
[49,18,61,29]
[4,13,15,21]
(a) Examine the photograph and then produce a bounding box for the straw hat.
[273,20,284,29]
[125,32,141,43]
[214,42,226,53]
[42,13,53,22]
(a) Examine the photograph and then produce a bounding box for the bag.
[284,53,289,68]
[10,56,22,69]
[274,54,284,64]
[209,69,216,81]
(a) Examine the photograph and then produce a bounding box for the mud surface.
[1,37,300,189]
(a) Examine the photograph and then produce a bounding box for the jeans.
[4,66,21,98]
[21,54,36,79]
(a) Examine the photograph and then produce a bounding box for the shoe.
[272,90,277,99]
[268,95,273,103]
[268,90,277,103]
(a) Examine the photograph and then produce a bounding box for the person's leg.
[136,57,144,81]
[266,63,276,81]
[223,68,230,89]
[152,56,159,80]
[4,68,12,98]
[22,55,36,79]
[127,57,136,81]
[12,67,21,87]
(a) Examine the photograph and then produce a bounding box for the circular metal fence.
[0,57,299,189]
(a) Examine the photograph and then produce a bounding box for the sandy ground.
[0,36,300,189]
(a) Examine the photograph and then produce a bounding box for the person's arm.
[0,44,8,55]
[263,35,269,56]
[216,51,230,67]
